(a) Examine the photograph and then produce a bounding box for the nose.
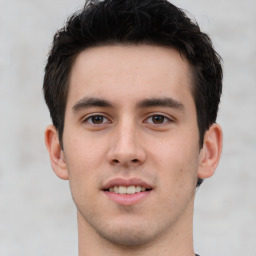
[107,121,146,167]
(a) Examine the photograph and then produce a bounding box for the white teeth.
[135,186,142,193]
[108,185,149,194]
[118,186,126,194]
[126,185,136,194]
[114,186,119,193]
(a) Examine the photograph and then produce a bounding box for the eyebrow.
[72,96,184,112]
[137,97,184,110]
[72,97,113,111]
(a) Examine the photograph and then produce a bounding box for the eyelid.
[82,113,112,125]
[144,113,174,125]
[81,112,175,126]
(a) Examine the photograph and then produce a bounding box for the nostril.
[110,158,141,166]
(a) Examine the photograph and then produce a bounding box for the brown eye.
[91,115,104,124]
[85,115,109,125]
[152,115,165,124]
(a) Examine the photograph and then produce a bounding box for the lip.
[103,190,151,206]
[102,177,153,206]
[102,177,153,190]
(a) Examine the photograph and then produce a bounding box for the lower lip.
[103,191,151,206]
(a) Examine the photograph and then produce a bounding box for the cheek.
[63,145,100,212]
[153,143,199,212]
[64,132,106,168]
[150,136,200,185]
[63,136,105,195]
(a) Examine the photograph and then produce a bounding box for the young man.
[43,0,223,255]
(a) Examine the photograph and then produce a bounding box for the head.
[43,0,223,250]
[43,0,222,187]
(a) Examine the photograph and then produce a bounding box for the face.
[60,45,203,246]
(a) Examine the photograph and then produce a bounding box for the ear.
[198,123,223,179]
[44,125,69,180]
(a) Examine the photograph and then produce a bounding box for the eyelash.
[83,115,110,125]
[83,114,172,126]
[145,114,172,125]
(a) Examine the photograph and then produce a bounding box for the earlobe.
[198,123,223,179]
[44,125,69,180]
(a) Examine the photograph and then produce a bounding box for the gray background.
[0,0,255,255]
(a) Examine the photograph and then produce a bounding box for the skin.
[45,45,222,256]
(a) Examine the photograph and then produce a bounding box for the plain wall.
[0,0,255,255]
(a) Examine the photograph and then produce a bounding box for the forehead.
[67,44,193,108]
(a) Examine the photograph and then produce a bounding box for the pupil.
[153,115,164,124]
[92,116,103,124]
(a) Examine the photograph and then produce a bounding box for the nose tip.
[107,127,146,167]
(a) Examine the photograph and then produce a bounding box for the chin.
[95,220,161,247]
[101,228,154,247]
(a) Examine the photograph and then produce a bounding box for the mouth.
[104,185,152,194]
[102,178,153,205]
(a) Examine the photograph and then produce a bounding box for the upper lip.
[102,177,153,190]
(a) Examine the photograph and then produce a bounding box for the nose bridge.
[114,117,139,155]
[107,116,146,166]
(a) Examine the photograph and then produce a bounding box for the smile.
[102,178,153,205]
[106,185,151,194]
